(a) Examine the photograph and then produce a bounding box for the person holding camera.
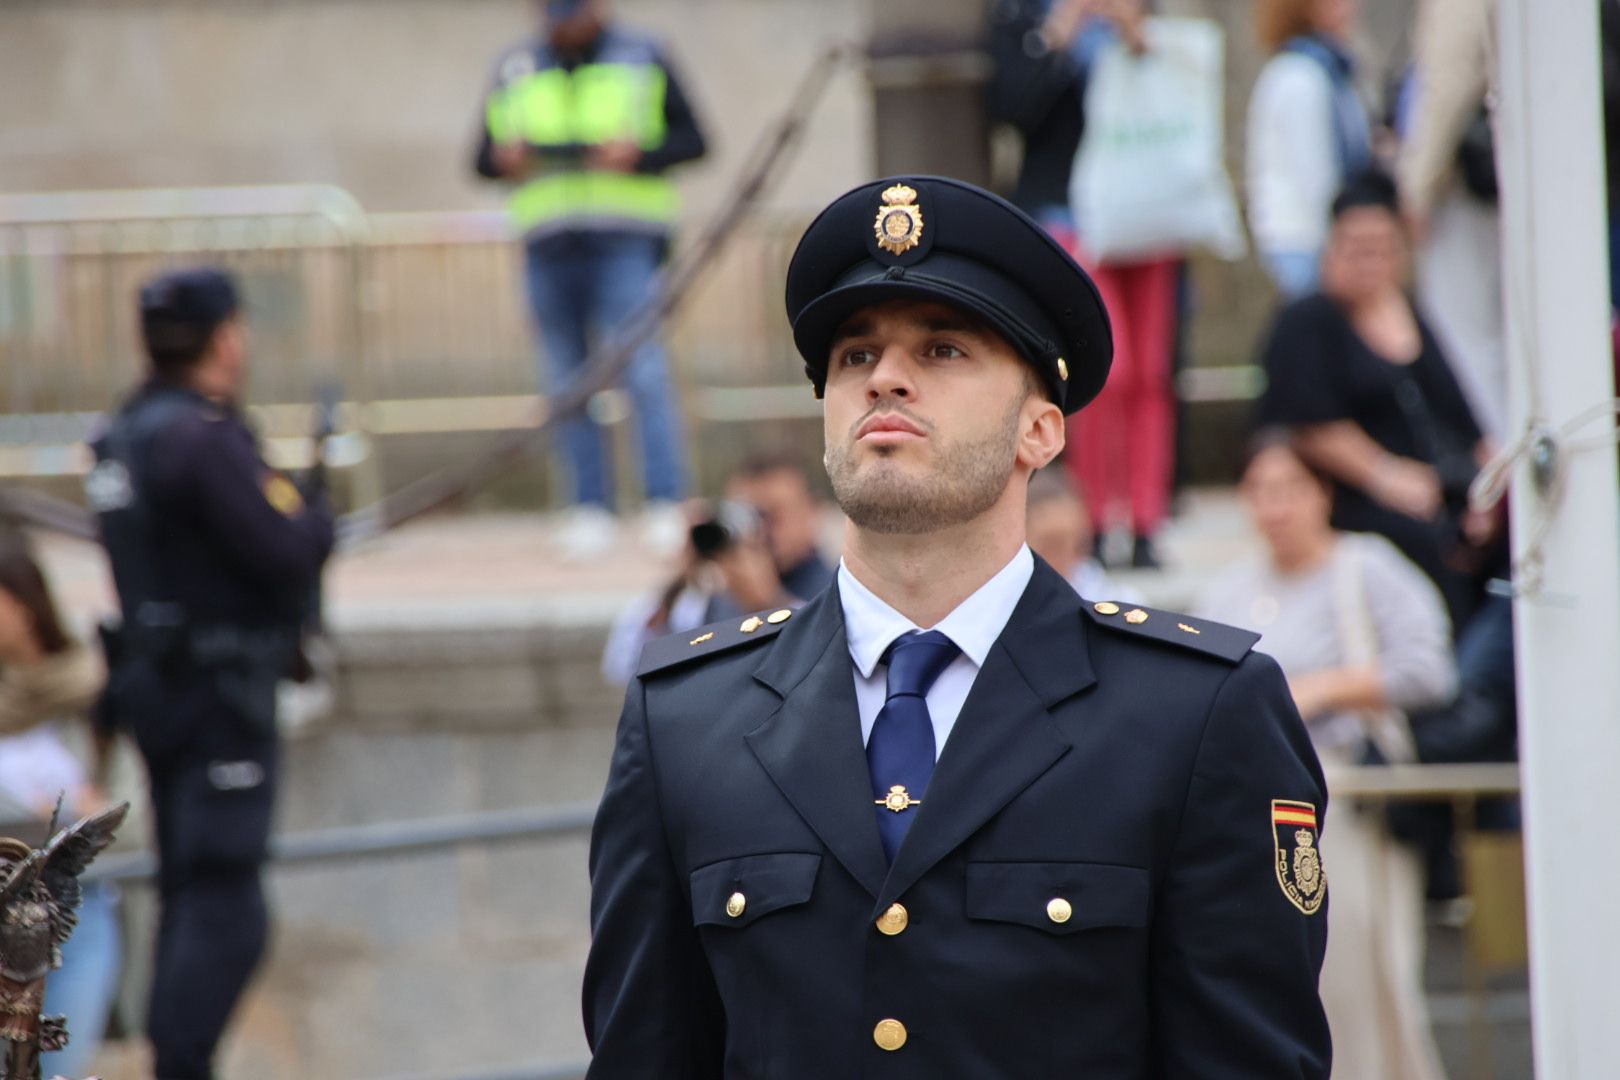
[601,452,833,685]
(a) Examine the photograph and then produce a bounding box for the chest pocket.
[690,852,821,930]
[966,861,1150,936]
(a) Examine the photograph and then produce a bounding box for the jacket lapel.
[746,586,890,899]
[876,558,1098,909]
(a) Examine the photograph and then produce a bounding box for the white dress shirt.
[838,545,1035,759]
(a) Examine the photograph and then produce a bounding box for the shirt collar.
[838,545,1035,679]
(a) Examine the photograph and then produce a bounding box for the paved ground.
[33,487,1256,635]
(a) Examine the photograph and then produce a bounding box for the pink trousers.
[1050,230,1179,537]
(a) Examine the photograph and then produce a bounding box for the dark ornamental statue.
[0,804,128,1080]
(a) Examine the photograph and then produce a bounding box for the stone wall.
[0,0,874,218]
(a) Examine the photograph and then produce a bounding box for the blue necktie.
[867,630,961,863]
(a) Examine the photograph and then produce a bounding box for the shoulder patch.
[1082,601,1259,664]
[262,473,305,516]
[636,607,796,679]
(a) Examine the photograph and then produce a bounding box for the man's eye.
[927,343,965,359]
[840,348,877,367]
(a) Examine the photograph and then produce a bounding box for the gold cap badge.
[874,184,924,256]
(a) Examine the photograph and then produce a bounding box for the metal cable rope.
[0,41,857,547]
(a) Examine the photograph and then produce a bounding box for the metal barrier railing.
[64,764,1523,1080]
[0,191,1266,537]
[0,197,818,525]
[86,801,596,884]
[0,184,385,506]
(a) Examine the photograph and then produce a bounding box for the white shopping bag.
[1069,17,1247,263]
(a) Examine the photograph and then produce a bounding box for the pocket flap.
[965,861,1150,935]
[691,851,822,929]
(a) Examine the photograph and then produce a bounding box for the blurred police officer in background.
[474,0,709,559]
[86,268,334,1080]
[583,177,1330,1076]
[600,450,834,685]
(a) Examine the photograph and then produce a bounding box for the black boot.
[1131,534,1161,570]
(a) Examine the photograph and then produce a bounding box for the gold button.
[739,616,763,633]
[726,892,746,918]
[1124,608,1149,625]
[877,902,909,936]
[1057,357,1069,381]
[1046,897,1073,924]
[1093,601,1120,616]
[766,608,793,625]
[873,1018,908,1051]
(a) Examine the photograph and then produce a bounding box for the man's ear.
[1018,396,1066,472]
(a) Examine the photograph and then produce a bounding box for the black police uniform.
[582,179,1330,1077]
[89,270,334,1080]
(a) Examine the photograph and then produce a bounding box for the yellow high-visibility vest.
[486,39,676,237]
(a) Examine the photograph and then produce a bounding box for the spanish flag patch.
[1272,800,1325,915]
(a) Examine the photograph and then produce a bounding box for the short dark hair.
[0,539,73,655]
[1331,169,1401,221]
[142,319,219,376]
[1239,427,1333,489]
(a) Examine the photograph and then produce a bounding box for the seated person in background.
[1194,432,1454,1080]
[601,450,834,683]
[1025,466,1142,604]
[0,538,120,1079]
[1256,169,1500,633]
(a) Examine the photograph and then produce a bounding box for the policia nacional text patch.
[1272,800,1326,915]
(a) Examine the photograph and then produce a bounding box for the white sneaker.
[555,505,621,562]
[639,499,689,557]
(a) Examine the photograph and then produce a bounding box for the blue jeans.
[42,883,122,1078]
[525,230,689,508]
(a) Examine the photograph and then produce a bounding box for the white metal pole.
[1494,1,1620,1075]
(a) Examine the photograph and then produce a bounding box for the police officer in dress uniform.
[87,268,334,1080]
[583,178,1331,1077]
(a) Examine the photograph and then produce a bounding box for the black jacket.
[584,557,1331,1078]
[988,0,1088,215]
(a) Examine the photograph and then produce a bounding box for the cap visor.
[794,277,1044,379]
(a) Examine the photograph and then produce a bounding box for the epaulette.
[636,606,798,679]
[1082,600,1258,665]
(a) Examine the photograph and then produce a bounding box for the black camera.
[689,500,763,559]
